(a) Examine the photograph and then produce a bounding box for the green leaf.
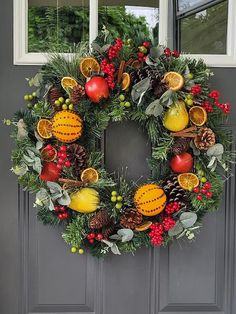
[168,221,184,237]
[180,212,198,228]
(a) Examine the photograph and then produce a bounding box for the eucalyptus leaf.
[102,239,113,247]
[36,140,44,150]
[207,156,217,168]
[168,221,184,237]
[149,46,164,59]
[47,182,62,194]
[109,234,121,240]
[160,89,173,103]
[190,140,200,156]
[131,78,151,104]
[48,199,55,211]
[145,99,163,117]
[101,44,111,52]
[117,229,134,242]
[180,212,197,228]
[111,243,121,255]
[207,143,224,157]
[23,155,34,165]
[27,72,43,87]
[57,191,71,206]
[11,164,29,176]
[32,157,42,173]
[17,119,28,140]
[176,230,187,239]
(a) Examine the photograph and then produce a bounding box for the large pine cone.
[48,86,63,109]
[194,127,216,150]
[103,223,116,239]
[120,209,143,230]
[171,137,190,155]
[89,210,111,229]
[66,144,88,177]
[70,85,85,105]
[163,175,188,209]
[131,66,167,98]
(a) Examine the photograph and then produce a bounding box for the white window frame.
[175,0,236,67]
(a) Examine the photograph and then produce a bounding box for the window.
[14,0,166,65]
[175,0,236,66]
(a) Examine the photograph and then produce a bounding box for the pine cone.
[70,85,85,105]
[131,66,167,98]
[48,86,63,109]
[103,223,116,239]
[171,137,190,155]
[66,144,88,177]
[162,175,188,209]
[194,127,216,150]
[89,210,111,229]
[120,209,143,230]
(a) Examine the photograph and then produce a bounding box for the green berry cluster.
[119,94,131,108]
[24,92,38,109]
[111,191,123,209]
[197,169,207,183]
[184,93,194,106]
[71,246,84,254]
[54,97,74,110]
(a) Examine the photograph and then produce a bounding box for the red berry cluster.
[101,59,115,89]
[108,38,123,60]
[215,102,230,114]
[193,181,213,201]
[56,145,71,170]
[165,201,181,214]
[162,216,176,231]
[202,100,214,113]
[164,48,180,58]
[55,205,70,220]
[191,84,202,95]
[149,223,164,246]
[202,90,231,114]
[137,41,150,62]
[86,232,104,244]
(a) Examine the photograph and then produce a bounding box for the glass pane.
[180,1,228,54]
[98,0,159,44]
[28,0,89,52]
[178,0,210,12]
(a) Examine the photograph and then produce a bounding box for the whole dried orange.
[36,119,52,139]
[189,106,207,126]
[79,57,100,78]
[135,221,152,231]
[121,72,131,90]
[178,173,199,191]
[61,76,78,91]
[81,168,99,183]
[163,71,184,91]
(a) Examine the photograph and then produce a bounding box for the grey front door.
[0,2,236,314]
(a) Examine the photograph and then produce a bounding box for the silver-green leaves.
[168,212,199,240]
[23,148,42,174]
[131,78,151,105]
[207,143,226,171]
[110,228,134,242]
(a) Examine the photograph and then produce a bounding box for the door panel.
[1,1,236,314]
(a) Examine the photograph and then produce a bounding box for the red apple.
[85,76,109,103]
[170,152,193,173]
[40,162,60,182]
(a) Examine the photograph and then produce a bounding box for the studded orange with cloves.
[134,184,167,216]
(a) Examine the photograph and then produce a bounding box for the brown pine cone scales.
[171,137,190,155]
[163,175,188,210]
[103,223,116,239]
[66,144,88,177]
[70,84,85,104]
[48,86,63,109]
[89,210,111,229]
[194,127,216,150]
[120,209,143,230]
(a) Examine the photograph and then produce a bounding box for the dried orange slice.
[189,106,207,126]
[79,57,100,78]
[121,72,131,90]
[40,146,57,162]
[131,60,141,69]
[36,119,52,139]
[178,173,199,191]
[81,168,99,183]
[61,77,78,91]
[163,72,184,91]
[135,221,152,232]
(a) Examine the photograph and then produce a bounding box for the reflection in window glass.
[180,1,228,54]
[28,0,89,52]
[178,0,209,12]
[98,1,159,44]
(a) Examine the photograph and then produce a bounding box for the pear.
[163,101,189,132]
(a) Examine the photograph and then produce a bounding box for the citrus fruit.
[135,221,152,231]
[177,173,199,190]
[69,188,100,213]
[163,101,189,132]
[61,77,78,91]
[81,168,99,183]
[121,72,131,90]
[134,184,167,216]
[131,60,141,69]
[79,57,100,78]
[40,147,57,162]
[163,72,184,91]
[36,119,52,139]
[189,106,207,126]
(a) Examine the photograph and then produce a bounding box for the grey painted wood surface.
[0,1,236,314]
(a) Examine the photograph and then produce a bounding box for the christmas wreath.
[7,35,233,257]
